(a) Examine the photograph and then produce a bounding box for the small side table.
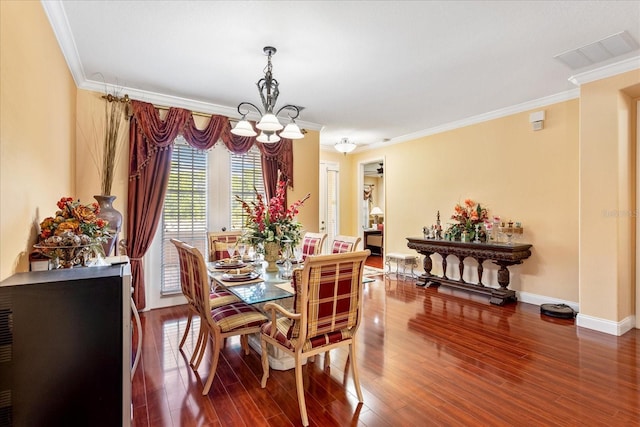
[385,253,419,279]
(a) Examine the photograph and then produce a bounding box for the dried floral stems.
[100,94,129,195]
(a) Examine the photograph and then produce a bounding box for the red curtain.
[127,100,293,309]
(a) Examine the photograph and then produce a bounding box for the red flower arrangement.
[236,181,311,247]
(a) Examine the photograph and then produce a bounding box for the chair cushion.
[302,237,321,258]
[331,240,354,254]
[210,302,266,332]
[209,289,240,309]
[261,317,294,349]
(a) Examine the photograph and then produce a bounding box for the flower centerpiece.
[35,197,110,268]
[236,180,310,271]
[446,199,489,242]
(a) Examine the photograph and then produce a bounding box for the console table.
[406,237,532,305]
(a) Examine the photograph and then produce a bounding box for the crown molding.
[41,1,323,131]
[568,55,640,86]
[363,89,580,151]
[41,0,85,86]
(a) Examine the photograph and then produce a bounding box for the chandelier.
[230,46,304,143]
[334,137,357,154]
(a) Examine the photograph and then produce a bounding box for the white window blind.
[230,146,265,230]
[161,139,208,295]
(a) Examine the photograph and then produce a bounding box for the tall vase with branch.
[85,91,131,256]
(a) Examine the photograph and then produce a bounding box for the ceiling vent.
[554,31,639,70]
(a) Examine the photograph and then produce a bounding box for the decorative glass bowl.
[33,244,93,269]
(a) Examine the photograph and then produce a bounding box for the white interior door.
[320,162,339,253]
[635,101,640,329]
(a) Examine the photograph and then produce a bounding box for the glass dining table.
[206,259,374,370]
[207,260,375,307]
[206,260,295,307]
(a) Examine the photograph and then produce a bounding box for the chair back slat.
[172,239,210,317]
[289,250,369,346]
[331,235,361,253]
[301,232,327,258]
[207,231,242,261]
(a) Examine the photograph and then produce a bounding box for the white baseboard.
[516,291,579,313]
[517,291,637,336]
[576,313,636,336]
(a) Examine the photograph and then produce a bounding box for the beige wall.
[341,100,580,302]
[291,130,320,232]
[579,70,640,324]
[0,1,77,280]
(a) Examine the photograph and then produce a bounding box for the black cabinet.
[0,265,131,427]
[364,229,383,255]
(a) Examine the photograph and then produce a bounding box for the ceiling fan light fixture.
[335,137,356,154]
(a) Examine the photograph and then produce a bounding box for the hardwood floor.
[131,275,639,426]
[365,254,384,269]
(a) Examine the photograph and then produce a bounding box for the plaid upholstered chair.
[330,234,362,253]
[171,239,241,370]
[300,232,327,259]
[260,250,370,426]
[207,230,242,262]
[172,239,267,395]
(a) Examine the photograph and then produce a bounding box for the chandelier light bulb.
[257,131,281,144]
[279,122,304,140]
[231,119,258,137]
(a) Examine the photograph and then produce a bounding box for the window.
[230,146,265,230]
[161,138,208,295]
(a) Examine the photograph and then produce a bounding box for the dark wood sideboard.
[364,229,383,255]
[406,237,532,305]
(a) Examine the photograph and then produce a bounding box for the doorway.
[320,161,339,253]
[360,158,385,261]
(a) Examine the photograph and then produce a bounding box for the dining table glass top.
[207,260,375,306]
[207,261,294,305]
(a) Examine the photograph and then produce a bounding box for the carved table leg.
[476,258,485,287]
[417,251,435,287]
[457,255,465,283]
[490,260,521,305]
[441,253,448,280]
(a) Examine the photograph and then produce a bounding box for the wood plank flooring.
[131,274,639,426]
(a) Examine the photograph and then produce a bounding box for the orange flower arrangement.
[447,199,489,240]
[38,197,110,245]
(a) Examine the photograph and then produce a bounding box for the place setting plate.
[214,259,247,269]
[221,271,261,282]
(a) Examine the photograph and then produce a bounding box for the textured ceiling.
[43,1,640,151]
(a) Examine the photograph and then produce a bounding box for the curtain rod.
[104,94,306,133]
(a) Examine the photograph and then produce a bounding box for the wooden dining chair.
[300,232,327,259]
[259,250,370,426]
[171,239,241,370]
[331,235,362,253]
[207,230,242,262]
[177,240,267,395]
